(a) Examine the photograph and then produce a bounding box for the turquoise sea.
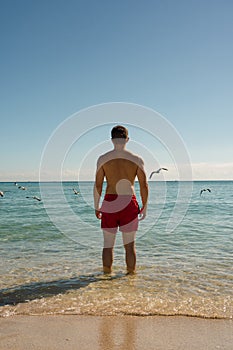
[0,181,232,318]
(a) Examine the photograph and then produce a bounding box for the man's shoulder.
[124,150,144,165]
[98,150,114,161]
[97,151,114,167]
[97,149,144,167]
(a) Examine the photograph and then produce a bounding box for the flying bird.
[0,191,4,197]
[26,196,42,202]
[149,168,168,179]
[200,188,211,196]
[18,186,27,190]
[73,188,79,195]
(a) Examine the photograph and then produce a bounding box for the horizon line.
[1,179,233,183]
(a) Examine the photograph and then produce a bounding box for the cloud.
[0,170,39,182]
[147,162,233,181]
[191,162,233,180]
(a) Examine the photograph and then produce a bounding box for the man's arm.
[136,159,148,220]
[93,158,105,219]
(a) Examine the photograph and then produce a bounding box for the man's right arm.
[136,159,148,220]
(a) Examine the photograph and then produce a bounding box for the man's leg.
[122,231,136,273]
[102,230,116,273]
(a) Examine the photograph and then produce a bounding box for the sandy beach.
[0,315,232,350]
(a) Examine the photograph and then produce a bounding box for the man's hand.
[138,206,147,221]
[95,209,102,219]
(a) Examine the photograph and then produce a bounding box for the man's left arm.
[93,158,105,219]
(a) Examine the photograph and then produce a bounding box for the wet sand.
[0,315,232,350]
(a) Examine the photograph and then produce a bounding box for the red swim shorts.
[101,194,140,233]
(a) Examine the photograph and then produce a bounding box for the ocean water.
[0,181,232,319]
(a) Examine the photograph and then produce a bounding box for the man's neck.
[114,144,126,151]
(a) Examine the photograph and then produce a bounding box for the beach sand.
[0,315,232,350]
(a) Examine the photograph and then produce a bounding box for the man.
[94,125,148,274]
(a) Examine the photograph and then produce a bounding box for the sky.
[1,0,233,181]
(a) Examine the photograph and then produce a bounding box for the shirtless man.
[94,125,148,274]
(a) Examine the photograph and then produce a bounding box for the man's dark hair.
[111,125,128,139]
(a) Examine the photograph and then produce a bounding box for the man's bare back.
[97,149,144,195]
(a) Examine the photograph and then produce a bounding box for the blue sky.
[1,0,233,181]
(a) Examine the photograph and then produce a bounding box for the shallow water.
[0,181,232,318]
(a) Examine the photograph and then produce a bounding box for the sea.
[0,181,232,319]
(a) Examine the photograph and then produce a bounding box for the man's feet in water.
[103,266,112,274]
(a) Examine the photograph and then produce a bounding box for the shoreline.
[0,315,232,350]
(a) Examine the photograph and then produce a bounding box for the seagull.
[149,168,168,179]
[18,186,27,190]
[73,188,79,195]
[26,196,42,202]
[0,191,4,197]
[200,188,211,196]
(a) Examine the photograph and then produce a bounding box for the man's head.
[111,125,129,141]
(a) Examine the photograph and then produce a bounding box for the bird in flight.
[149,168,168,179]
[0,191,4,197]
[200,188,211,196]
[73,188,79,195]
[18,186,27,190]
[26,196,42,202]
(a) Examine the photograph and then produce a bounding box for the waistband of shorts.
[104,194,137,201]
